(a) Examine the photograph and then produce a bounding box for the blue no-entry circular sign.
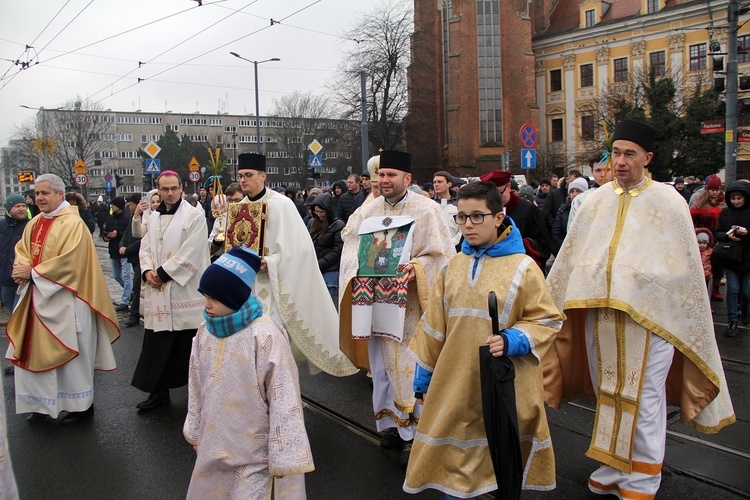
[520,123,538,149]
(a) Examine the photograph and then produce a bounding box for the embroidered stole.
[588,308,649,473]
[351,215,415,342]
[19,216,56,366]
[147,203,190,332]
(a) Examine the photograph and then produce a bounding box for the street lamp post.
[229,52,280,154]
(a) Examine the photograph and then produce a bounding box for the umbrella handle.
[488,291,499,336]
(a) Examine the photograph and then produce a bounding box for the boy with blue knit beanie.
[183,246,313,499]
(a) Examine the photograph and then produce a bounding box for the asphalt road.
[0,237,747,499]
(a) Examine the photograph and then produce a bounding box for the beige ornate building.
[533,0,747,172]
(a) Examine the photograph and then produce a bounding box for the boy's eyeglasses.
[453,213,495,225]
[237,172,255,180]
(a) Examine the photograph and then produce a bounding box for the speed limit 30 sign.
[74,173,89,187]
[188,171,200,183]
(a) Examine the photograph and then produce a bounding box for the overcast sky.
[0,0,400,147]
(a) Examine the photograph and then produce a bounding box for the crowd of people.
[0,120,738,499]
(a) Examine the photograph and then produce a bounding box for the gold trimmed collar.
[613,177,652,197]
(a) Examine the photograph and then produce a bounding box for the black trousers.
[130,261,141,320]
[131,328,196,393]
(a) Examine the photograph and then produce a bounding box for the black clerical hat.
[379,150,412,173]
[612,120,655,153]
[237,153,266,172]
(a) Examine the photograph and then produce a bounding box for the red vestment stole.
[18,217,55,367]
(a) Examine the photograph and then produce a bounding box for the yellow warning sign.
[74,158,87,174]
[188,157,200,172]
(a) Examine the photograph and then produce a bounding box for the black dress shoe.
[26,412,48,423]
[59,405,94,425]
[136,391,170,411]
[115,303,130,312]
[124,317,140,327]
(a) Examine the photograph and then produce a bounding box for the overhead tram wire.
[212,2,340,39]
[0,0,230,87]
[35,0,95,60]
[0,0,93,90]
[0,0,72,83]
[94,0,322,105]
[88,0,260,100]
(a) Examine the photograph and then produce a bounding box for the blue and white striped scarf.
[203,295,263,338]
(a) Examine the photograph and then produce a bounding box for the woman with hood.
[551,177,588,255]
[715,181,750,337]
[690,175,726,301]
[307,193,345,307]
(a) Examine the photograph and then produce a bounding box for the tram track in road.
[301,394,382,447]
[301,394,502,499]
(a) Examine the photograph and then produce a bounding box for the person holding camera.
[715,181,750,337]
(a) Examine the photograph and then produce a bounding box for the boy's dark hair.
[457,181,504,213]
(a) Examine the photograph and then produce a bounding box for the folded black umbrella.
[479,291,522,500]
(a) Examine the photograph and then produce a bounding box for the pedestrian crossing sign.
[145,158,161,174]
[309,155,322,169]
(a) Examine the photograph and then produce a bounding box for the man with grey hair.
[7,174,119,424]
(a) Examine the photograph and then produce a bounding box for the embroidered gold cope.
[7,206,119,372]
[543,179,735,472]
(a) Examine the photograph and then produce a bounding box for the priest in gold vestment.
[7,174,119,424]
[338,151,455,465]
[544,120,735,499]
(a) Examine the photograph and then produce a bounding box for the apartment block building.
[15,109,358,199]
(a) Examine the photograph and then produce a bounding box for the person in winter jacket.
[0,194,29,313]
[330,179,347,217]
[336,174,365,223]
[91,197,109,236]
[695,227,714,295]
[715,181,750,337]
[120,194,143,327]
[690,175,726,301]
[307,193,344,307]
[551,177,588,255]
[65,192,96,233]
[534,178,552,207]
[103,196,132,311]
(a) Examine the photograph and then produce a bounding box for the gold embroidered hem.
[585,309,649,473]
[375,408,418,427]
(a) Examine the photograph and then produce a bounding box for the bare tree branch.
[328,0,412,151]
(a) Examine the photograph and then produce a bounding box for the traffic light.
[717,99,727,117]
[713,56,725,72]
[114,173,122,187]
[741,76,750,90]
[715,77,726,93]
